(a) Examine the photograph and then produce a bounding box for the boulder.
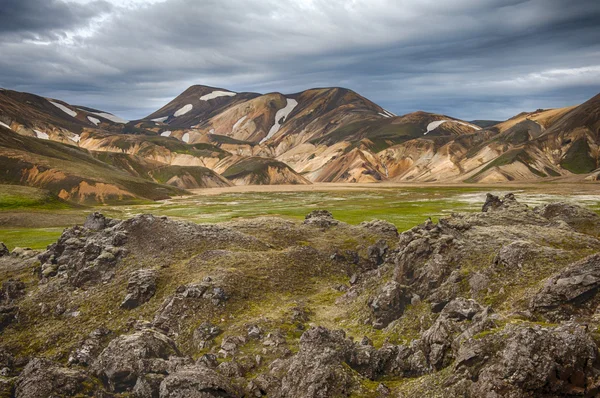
[93,329,181,392]
[368,281,411,329]
[15,358,98,397]
[367,239,389,266]
[531,253,600,320]
[120,269,158,309]
[535,202,600,236]
[278,327,355,398]
[303,210,339,228]
[359,220,398,238]
[158,365,238,398]
[455,323,600,397]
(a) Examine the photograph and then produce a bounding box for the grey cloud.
[0,0,112,40]
[0,0,598,120]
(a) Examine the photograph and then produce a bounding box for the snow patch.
[0,121,11,130]
[425,120,481,135]
[160,131,172,137]
[260,98,298,144]
[182,132,190,143]
[174,104,193,117]
[232,115,247,131]
[87,116,101,126]
[209,129,215,134]
[200,91,236,101]
[378,112,391,118]
[70,134,81,143]
[383,109,396,117]
[34,129,49,140]
[49,101,78,118]
[152,116,168,123]
[88,111,128,124]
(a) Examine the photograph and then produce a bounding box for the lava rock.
[120,269,158,309]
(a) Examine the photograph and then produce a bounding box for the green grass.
[0,227,64,250]
[560,138,597,174]
[0,185,72,210]
[2,185,599,252]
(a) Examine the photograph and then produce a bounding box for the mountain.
[1,85,599,198]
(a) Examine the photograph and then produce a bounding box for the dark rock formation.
[121,269,158,309]
[15,358,98,397]
[303,210,339,228]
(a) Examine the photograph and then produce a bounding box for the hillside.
[2,194,600,396]
[1,85,600,186]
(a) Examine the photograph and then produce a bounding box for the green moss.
[560,138,597,174]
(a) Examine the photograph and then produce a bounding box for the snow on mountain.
[182,132,190,143]
[152,116,169,123]
[88,116,101,126]
[200,91,237,101]
[49,101,78,118]
[174,104,193,117]
[88,111,128,124]
[0,121,11,130]
[260,99,298,144]
[161,131,172,137]
[34,129,49,140]
[232,115,247,131]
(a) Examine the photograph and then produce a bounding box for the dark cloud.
[0,0,598,120]
[0,0,112,40]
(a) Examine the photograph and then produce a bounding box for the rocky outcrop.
[121,269,158,309]
[535,202,600,236]
[153,283,228,334]
[15,358,99,397]
[159,365,239,397]
[303,210,339,228]
[278,327,356,398]
[452,323,600,397]
[369,281,411,329]
[531,253,600,320]
[37,213,126,286]
[93,328,182,392]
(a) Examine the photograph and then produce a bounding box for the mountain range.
[0,85,598,203]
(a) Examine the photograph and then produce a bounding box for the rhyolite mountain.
[2,194,600,396]
[0,85,599,203]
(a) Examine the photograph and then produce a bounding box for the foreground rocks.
[2,194,600,397]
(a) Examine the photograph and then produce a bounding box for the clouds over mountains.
[1,0,599,120]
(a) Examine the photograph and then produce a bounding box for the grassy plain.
[1,182,599,250]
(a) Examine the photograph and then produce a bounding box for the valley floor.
[1,182,599,250]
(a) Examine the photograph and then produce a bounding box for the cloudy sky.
[1,0,599,120]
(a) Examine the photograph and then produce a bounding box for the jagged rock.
[531,253,600,320]
[217,361,245,378]
[219,335,246,358]
[454,323,600,397]
[247,325,262,339]
[68,327,113,366]
[196,354,219,369]
[193,322,222,349]
[121,269,158,309]
[14,358,98,397]
[421,298,492,370]
[0,279,25,303]
[84,211,117,231]
[93,329,181,392]
[303,210,339,228]
[154,283,228,334]
[535,202,600,236]
[368,281,411,329]
[278,327,356,398]
[482,193,504,212]
[367,239,389,266]
[0,243,8,257]
[158,365,238,397]
[359,220,398,237]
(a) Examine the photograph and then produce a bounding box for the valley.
[2,182,599,251]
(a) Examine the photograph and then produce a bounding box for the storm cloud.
[0,0,599,120]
